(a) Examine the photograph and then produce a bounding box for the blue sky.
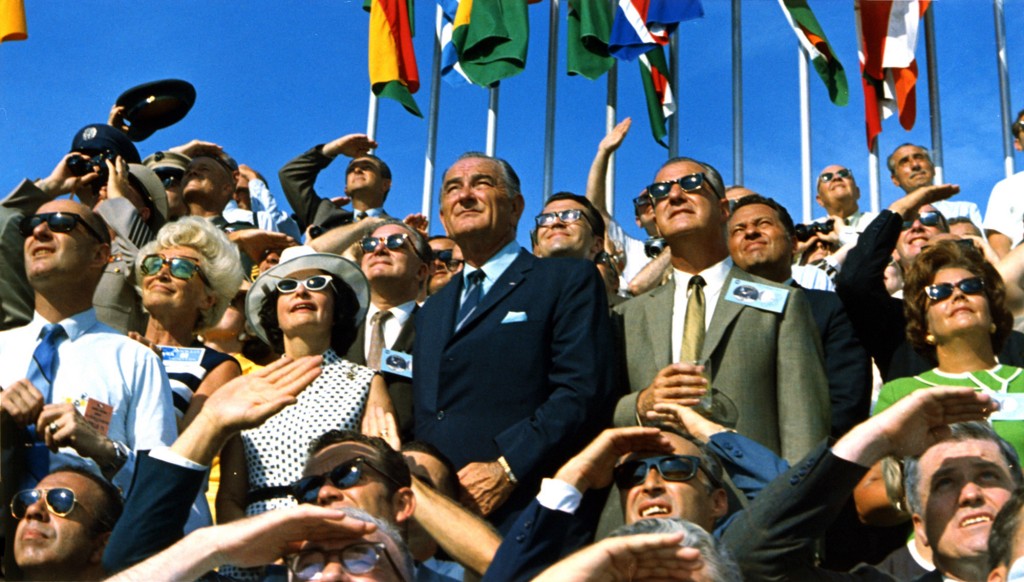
[1,1,1022,247]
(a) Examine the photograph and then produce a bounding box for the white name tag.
[724,279,790,314]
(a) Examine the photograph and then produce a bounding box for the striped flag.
[856,0,929,150]
[567,0,614,80]
[368,0,422,117]
[452,0,531,87]
[609,0,703,62]
[777,0,848,106]
[639,45,674,148]
[0,0,27,43]
[437,0,472,86]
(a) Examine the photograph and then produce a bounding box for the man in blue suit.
[412,152,616,533]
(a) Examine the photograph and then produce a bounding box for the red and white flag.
[855,0,929,150]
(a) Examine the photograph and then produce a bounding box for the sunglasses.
[289,543,404,581]
[433,249,464,272]
[613,455,718,490]
[646,173,707,201]
[140,255,210,285]
[276,275,333,294]
[925,276,985,302]
[290,456,401,504]
[360,233,410,254]
[901,210,944,230]
[535,209,588,228]
[10,487,98,523]
[632,195,652,210]
[19,212,107,244]
[819,168,852,183]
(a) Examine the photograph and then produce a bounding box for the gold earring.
[991,323,998,334]
[925,334,936,345]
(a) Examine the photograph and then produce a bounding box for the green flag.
[778,0,848,106]
[452,0,530,87]
[567,0,613,80]
[639,46,674,148]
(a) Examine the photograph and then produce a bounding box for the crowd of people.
[6,104,1024,582]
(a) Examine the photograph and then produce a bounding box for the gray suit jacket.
[613,266,830,465]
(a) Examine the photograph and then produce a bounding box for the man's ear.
[391,487,416,525]
[89,530,112,564]
[911,513,930,549]
[589,236,605,261]
[711,487,729,520]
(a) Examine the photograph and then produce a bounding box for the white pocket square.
[501,311,528,324]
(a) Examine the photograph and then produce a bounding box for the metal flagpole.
[606,61,618,216]
[798,45,812,223]
[994,0,1014,177]
[732,0,743,185]
[366,91,379,149]
[423,4,444,221]
[543,0,560,200]
[669,33,679,157]
[486,86,499,156]
[923,5,944,184]
[869,141,881,213]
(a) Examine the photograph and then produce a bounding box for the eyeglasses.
[360,233,410,254]
[275,275,333,294]
[1014,120,1024,138]
[901,210,944,230]
[646,173,707,201]
[925,276,985,302]
[632,195,652,211]
[10,487,99,523]
[819,168,852,183]
[613,455,719,490]
[535,209,589,229]
[288,542,404,581]
[140,254,210,285]
[155,168,183,189]
[290,456,402,504]
[433,249,464,272]
[19,212,107,244]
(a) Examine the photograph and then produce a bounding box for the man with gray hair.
[887,142,984,236]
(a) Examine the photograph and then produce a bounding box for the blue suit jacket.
[413,250,617,532]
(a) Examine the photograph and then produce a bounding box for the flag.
[567,0,614,80]
[0,0,27,43]
[855,0,929,150]
[452,0,531,87]
[777,0,848,106]
[437,0,473,86]
[639,45,674,148]
[609,0,703,62]
[368,0,422,117]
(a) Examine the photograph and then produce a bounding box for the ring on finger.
[48,421,60,433]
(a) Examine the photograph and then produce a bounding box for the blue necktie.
[24,323,67,486]
[456,271,485,331]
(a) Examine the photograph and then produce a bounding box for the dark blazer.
[412,250,617,533]
[278,145,355,233]
[345,305,417,440]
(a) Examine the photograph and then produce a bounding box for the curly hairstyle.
[903,239,1013,359]
[256,273,360,355]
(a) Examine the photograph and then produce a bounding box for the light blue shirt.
[460,240,520,305]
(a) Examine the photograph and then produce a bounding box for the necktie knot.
[39,323,67,344]
[688,275,706,293]
[466,270,485,287]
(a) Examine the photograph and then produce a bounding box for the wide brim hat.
[115,79,196,142]
[245,245,369,345]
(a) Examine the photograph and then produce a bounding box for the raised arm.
[585,118,631,220]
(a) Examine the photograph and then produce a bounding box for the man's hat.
[115,79,196,142]
[70,124,140,163]
[142,150,191,181]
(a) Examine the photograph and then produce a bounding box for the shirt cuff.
[536,478,582,514]
[148,446,208,471]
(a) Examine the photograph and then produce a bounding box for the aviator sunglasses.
[289,542,405,581]
[535,209,589,228]
[290,456,402,504]
[275,275,333,294]
[10,487,99,523]
[140,255,210,285]
[901,210,944,230]
[925,276,985,302]
[19,212,107,244]
[818,168,853,183]
[646,173,707,201]
[360,233,410,254]
[613,455,719,490]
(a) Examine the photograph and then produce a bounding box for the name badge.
[724,279,789,314]
[161,346,206,376]
[381,348,413,379]
[990,393,1024,421]
[68,394,113,435]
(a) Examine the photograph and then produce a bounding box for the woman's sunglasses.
[140,255,210,285]
[276,275,333,294]
[925,276,985,302]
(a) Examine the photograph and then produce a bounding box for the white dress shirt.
[670,258,733,360]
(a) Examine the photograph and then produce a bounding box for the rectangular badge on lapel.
[724,279,789,314]
[500,311,528,324]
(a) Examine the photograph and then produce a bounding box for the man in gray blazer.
[613,157,829,466]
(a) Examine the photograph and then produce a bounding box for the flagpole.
[869,141,881,213]
[487,86,499,156]
[606,61,618,216]
[732,0,743,185]
[798,45,812,223]
[669,33,679,157]
[923,5,944,184]
[543,0,560,200]
[423,4,444,222]
[994,0,1014,177]
[366,91,379,148]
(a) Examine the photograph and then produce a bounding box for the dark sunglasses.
[819,168,852,183]
[19,212,107,244]
[276,275,333,294]
[289,543,403,581]
[632,195,652,210]
[925,276,985,302]
[535,209,587,228]
[433,249,464,272]
[140,254,210,285]
[646,173,707,201]
[902,210,944,230]
[11,487,98,522]
[360,233,410,254]
[613,455,718,490]
[290,456,401,504]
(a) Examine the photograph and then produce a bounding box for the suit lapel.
[644,280,675,370]
[703,267,745,359]
[346,318,368,365]
[449,250,533,343]
[392,305,417,352]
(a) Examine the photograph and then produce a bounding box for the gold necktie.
[680,276,706,362]
[367,310,392,369]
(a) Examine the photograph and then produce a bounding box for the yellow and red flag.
[369,0,421,117]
